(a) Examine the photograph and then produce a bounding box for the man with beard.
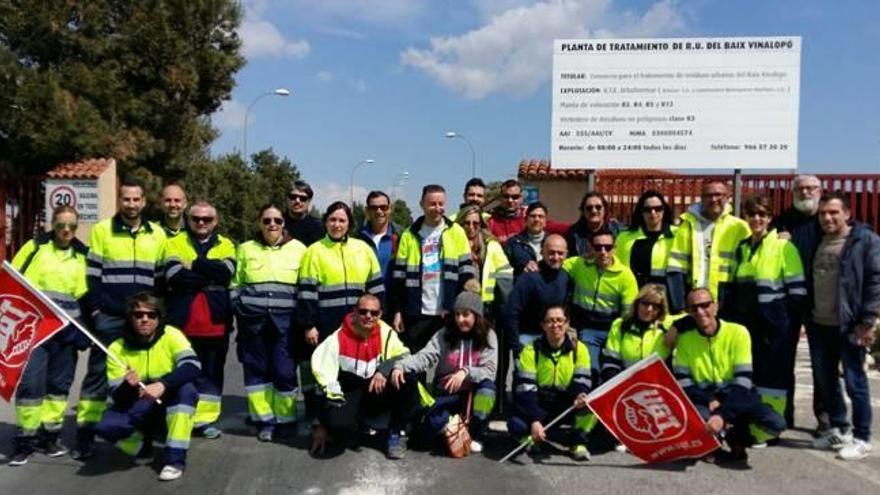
[76,177,166,459]
[771,175,824,430]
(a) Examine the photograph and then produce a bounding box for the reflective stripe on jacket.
[563,255,638,331]
[87,215,166,316]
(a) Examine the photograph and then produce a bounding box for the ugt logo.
[612,382,687,444]
[0,295,41,369]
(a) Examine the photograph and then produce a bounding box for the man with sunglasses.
[309,294,420,459]
[284,180,325,246]
[487,179,527,246]
[672,288,785,464]
[162,201,236,439]
[94,292,201,481]
[357,191,400,302]
[667,180,749,313]
[563,230,638,381]
[77,176,166,459]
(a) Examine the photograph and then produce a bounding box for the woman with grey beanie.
[390,279,498,454]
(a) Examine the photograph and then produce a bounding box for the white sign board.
[551,36,801,169]
[45,179,100,222]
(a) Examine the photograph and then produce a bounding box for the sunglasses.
[502,194,522,200]
[746,211,770,218]
[357,308,381,317]
[543,316,567,324]
[262,217,284,226]
[190,215,215,224]
[638,300,663,311]
[463,221,481,227]
[53,222,78,231]
[367,204,390,212]
[591,243,614,253]
[133,310,159,320]
[584,204,604,212]
[687,301,714,312]
[643,206,664,213]
[288,193,310,202]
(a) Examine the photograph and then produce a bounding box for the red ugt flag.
[587,354,721,463]
[0,261,70,401]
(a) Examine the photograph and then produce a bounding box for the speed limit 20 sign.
[44,180,100,222]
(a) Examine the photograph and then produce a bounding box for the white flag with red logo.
[0,261,70,401]
[587,353,721,463]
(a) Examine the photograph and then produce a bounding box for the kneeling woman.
[508,305,593,460]
[391,282,498,453]
[601,283,671,382]
[94,293,201,482]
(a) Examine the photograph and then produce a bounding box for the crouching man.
[672,288,786,464]
[94,293,201,481]
[310,294,422,459]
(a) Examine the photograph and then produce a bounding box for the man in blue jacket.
[357,191,400,305]
[808,192,879,461]
[503,234,571,355]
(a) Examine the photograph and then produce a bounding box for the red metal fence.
[1,176,45,262]
[598,173,879,231]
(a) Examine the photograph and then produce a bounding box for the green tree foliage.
[175,149,300,242]
[0,0,244,177]
[391,199,413,228]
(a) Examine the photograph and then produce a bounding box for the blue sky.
[210,0,880,209]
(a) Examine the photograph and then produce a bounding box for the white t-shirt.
[419,221,445,315]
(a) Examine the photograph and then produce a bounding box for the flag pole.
[499,404,577,463]
[3,261,161,403]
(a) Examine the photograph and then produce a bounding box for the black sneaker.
[8,443,34,467]
[40,432,69,458]
[70,442,95,461]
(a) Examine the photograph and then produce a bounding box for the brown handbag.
[444,392,474,458]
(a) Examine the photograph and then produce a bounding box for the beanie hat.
[454,279,483,317]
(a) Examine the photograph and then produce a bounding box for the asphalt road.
[1,336,878,495]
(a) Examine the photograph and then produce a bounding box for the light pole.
[444,131,476,178]
[242,88,290,162]
[390,171,410,202]
[350,159,375,205]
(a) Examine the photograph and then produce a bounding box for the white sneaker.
[838,439,873,461]
[158,465,184,481]
[614,443,628,453]
[470,440,483,453]
[812,428,853,451]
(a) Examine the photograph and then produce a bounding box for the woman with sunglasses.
[8,206,90,466]
[614,191,676,294]
[601,284,671,451]
[725,194,805,445]
[456,205,513,320]
[566,191,623,257]
[231,204,307,441]
[297,201,385,419]
[391,281,497,454]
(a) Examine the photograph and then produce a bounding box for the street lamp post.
[444,131,476,178]
[350,159,376,205]
[390,171,410,202]
[242,88,290,162]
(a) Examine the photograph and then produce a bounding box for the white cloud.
[401,0,685,99]
[289,0,430,26]
[316,71,335,82]
[240,18,310,59]
[212,99,250,131]
[311,181,370,210]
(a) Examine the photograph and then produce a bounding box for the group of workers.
[5,173,878,481]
